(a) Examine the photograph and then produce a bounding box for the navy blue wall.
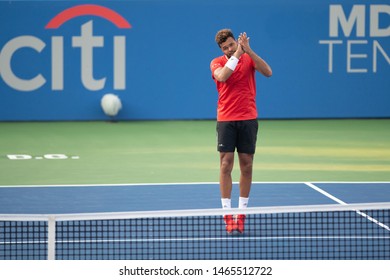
[0,0,389,120]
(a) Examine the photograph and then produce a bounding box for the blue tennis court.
[1,182,389,260]
[0,182,389,214]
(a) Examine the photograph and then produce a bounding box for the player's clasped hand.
[238,32,250,53]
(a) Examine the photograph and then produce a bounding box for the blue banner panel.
[0,0,389,120]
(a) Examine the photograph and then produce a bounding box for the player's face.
[220,37,238,58]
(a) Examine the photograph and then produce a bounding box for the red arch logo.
[45,4,131,29]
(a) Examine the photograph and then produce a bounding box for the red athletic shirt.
[210,53,257,121]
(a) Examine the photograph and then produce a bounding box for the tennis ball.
[101,93,122,117]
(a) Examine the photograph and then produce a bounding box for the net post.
[47,216,56,260]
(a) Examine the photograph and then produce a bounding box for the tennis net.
[1,202,389,260]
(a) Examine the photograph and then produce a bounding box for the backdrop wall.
[0,0,389,121]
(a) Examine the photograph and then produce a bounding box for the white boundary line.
[0,182,220,188]
[0,181,390,188]
[305,182,347,205]
[305,182,390,232]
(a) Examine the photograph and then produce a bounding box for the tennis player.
[210,29,272,234]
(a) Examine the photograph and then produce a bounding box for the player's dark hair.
[215,29,235,47]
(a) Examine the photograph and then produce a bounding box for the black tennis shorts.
[216,119,259,154]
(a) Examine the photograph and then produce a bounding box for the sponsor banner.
[0,0,389,120]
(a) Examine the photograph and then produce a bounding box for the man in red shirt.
[210,29,272,234]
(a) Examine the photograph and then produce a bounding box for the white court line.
[0,182,220,188]
[305,182,390,232]
[305,182,347,205]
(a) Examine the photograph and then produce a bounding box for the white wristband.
[225,56,239,71]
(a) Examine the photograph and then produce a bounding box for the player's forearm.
[246,49,272,77]
[214,48,244,82]
[213,67,234,83]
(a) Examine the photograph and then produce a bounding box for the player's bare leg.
[238,153,254,198]
[236,153,254,233]
[220,152,236,233]
[219,152,234,198]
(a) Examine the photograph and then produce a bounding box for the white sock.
[239,197,249,209]
[221,198,231,209]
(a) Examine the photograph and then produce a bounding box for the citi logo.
[0,4,132,92]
